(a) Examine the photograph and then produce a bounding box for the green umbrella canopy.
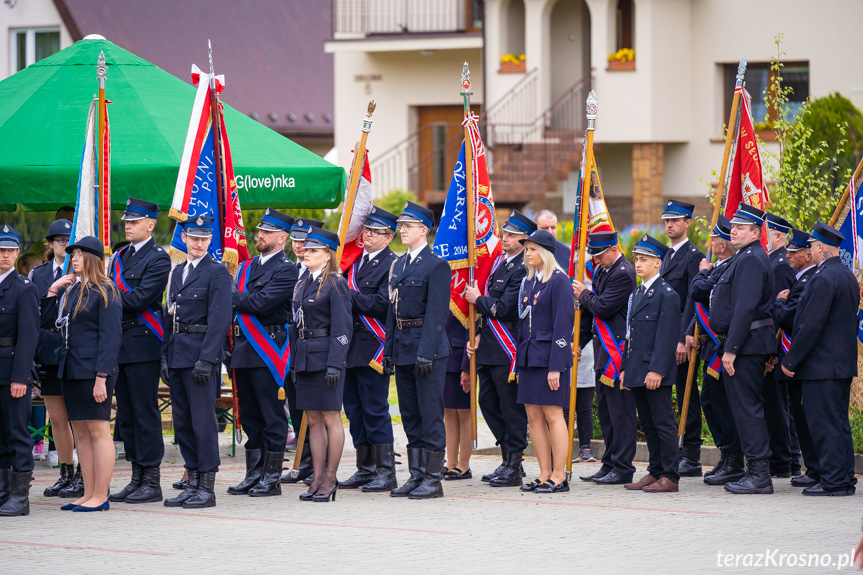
[0,38,345,211]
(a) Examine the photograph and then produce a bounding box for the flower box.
[607,59,635,72]
[499,61,526,74]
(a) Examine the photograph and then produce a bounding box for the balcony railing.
[333,0,472,35]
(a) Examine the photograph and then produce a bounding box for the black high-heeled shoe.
[299,489,318,501]
[312,481,339,502]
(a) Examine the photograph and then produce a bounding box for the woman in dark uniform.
[515,230,574,493]
[292,227,351,502]
[443,312,471,479]
[42,236,122,512]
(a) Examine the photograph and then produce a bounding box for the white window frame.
[9,27,60,72]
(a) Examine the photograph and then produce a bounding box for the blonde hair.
[524,243,562,284]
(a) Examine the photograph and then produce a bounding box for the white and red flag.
[338,150,373,272]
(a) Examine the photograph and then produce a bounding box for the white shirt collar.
[668,238,687,253]
[505,250,522,264]
[311,268,323,282]
[131,236,152,252]
[796,263,816,278]
[259,251,278,266]
[407,244,425,261]
[640,274,660,291]
[0,268,14,286]
[187,255,205,269]
[363,248,384,262]
[52,259,64,274]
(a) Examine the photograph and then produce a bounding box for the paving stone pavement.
[4,431,862,574]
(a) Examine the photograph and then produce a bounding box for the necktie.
[182,262,192,284]
[404,254,412,271]
[358,254,369,272]
[54,267,61,281]
[296,261,302,271]
[634,285,645,309]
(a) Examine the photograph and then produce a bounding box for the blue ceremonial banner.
[433,143,469,266]
[837,174,863,347]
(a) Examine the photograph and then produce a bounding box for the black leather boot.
[0,469,10,507]
[248,452,284,497]
[390,448,427,497]
[725,458,774,494]
[126,466,163,503]
[109,463,143,502]
[44,463,75,497]
[183,471,217,508]
[59,465,84,498]
[363,444,398,492]
[408,451,445,499]
[678,445,702,477]
[482,449,508,482]
[0,471,32,516]
[227,449,264,495]
[281,441,313,484]
[490,451,524,487]
[164,469,198,507]
[704,452,746,485]
[340,445,377,489]
[704,449,728,479]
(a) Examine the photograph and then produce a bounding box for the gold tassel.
[600,375,616,387]
[223,248,238,275]
[169,247,188,265]
[707,368,720,379]
[369,360,384,375]
[278,387,285,401]
[169,207,188,222]
[103,245,113,256]
[508,372,517,383]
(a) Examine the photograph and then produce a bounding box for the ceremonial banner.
[338,150,373,273]
[69,99,98,249]
[433,117,502,325]
[568,140,615,278]
[836,173,863,347]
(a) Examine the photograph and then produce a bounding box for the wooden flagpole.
[293,101,376,476]
[565,91,597,478]
[461,63,479,447]
[678,52,747,446]
[829,156,863,226]
[96,50,110,258]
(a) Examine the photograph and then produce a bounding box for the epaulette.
[16,275,31,285]
[155,245,164,253]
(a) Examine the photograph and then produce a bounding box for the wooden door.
[416,105,480,205]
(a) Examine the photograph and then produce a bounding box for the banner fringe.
[169,207,188,222]
[223,248,238,275]
[169,247,188,265]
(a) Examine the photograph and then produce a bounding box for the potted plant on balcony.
[607,48,635,71]
[499,53,526,74]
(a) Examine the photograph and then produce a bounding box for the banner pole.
[96,51,110,258]
[829,156,863,226]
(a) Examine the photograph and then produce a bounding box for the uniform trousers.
[724,354,771,461]
[168,367,220,473]
[675,360,702,448]
[700,369,742,456]
[115,360,165,467]
[802,379,855,491]
[0,386,33,472]
[394,358,446,453]
[763,370,793,472]
[236,367,289,452]
[787,380,819,479]
[595,372,636,476]
[478,363,527,455]
[632,386,679,482]
[343,365,393,447]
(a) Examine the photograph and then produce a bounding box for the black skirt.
[40,364,63,397]
[444,370,470,410]
[62,375,116,421]
[296,369,344,412]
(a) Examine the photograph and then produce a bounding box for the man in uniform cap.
[162,216,232,509]
[659,199,706,476]
[384,201,451,499]
[109,198,172,505]
[463,210,535,486]
[0,226,39,516]
[573,231,638,485]
[781,222,859,496]
[227,208,298,497]
[709,203,776,494]
[340,207,400,492]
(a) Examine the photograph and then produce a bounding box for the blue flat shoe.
[72,501,110,512]
[60,503,78,511]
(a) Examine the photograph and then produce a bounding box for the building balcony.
[332,0,482,40]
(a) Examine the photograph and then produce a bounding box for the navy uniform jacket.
[110,239,171,364]
[29,261,63,366]
[780,258,860,380]
[345,247,398,368]
[473,251,526,367]
[687,256,734,362]
[40,282,122,380]
[578,255,637,372]
[384,245,451,366]
[291,273,352,373]
[621,277,681,388]
[516,269,574,372]
[708,240,775,356]
[446,313,467,374]
[0,270,39,385]
[231,253,297,369]
[162,257,232,368]
[661,239,705,343]
[769,247,796,296]
[772,265,816,381]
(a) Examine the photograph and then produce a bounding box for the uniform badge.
[265,208,271,215]
[126,198,132,205]
[371,207,377,214]
[297,219,304,227]
[196,216,204,226]
[2,225,7,233]
[648,289,654,297]
[337,335,349,346]
[555,339,567,348]
[64,222,71,229]
[667,200,673,206]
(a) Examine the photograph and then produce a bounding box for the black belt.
[396,318,423,329]
[48,327,60,333]
[175,323,208,334]
[0,337,15,347]
[122,318,145,330]
[299,328,329,340]
[716,319,774,343]
[233,324,285,338]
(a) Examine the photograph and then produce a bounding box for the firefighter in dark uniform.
[762,212,798,478]
[341,207,399,492]
[689,216,745,486]
[227,208,297,497]
[0,226,39,517]
[384,201,451,500]
[162,216,232,509]
[621,235,681,493]
[781,222,860,496]
[573,231,637,485]
[463,210,534,487]
[108,198,171,505]
[658,199,706,477]
[773,228,819,488]
[710,203,776,495]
